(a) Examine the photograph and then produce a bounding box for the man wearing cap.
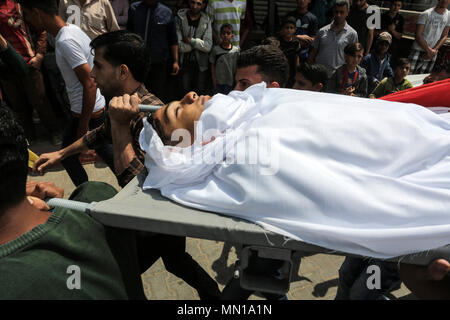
[361,31,394,94]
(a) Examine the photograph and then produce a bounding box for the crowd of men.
[0,0,450,300]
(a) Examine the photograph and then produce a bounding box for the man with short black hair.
[347,0,374,56]
[33,30,221,300]
[308,0,358,77]
[293,62,328,92]
[234,44,289,91]
[18,0,108,187]
[176,0,213,95]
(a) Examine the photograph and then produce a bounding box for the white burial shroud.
[139,83,450,259]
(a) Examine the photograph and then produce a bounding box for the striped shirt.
[207,0,246,47]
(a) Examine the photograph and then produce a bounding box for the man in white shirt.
[409,0,450,74]
[19,0,109,186]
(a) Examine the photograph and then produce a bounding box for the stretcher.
[47,173,450,295]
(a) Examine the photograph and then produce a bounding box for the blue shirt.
[361,52,393,93]
[127,1,178,64]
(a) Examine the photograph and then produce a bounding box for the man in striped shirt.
[206,0,246,47]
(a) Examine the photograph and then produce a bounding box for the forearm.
[78,85,97,133]
[110,121,137,176]
[433,31,449,51]
[171,45,179,63]
[416,34,432,52]
[59,137,89,159]
[366,30,374,55]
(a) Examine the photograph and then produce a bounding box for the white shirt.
[55,24,105,114]
[412,7,450,51]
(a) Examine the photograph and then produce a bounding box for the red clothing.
[379,79,450,108]
[0,0,46,62]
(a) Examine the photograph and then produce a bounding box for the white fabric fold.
[139,83,450,259]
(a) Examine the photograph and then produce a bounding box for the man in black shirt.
[348,0,375,55]
[379,0,404,58]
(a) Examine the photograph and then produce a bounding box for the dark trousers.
[0,67,59,140]
[61,113,114,187]
[145,61,168,102]
[136,232,221,300]
[180,64,209,96]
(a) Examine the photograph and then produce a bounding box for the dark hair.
[0,104,28,213]
[431,60,450,74]
[391,0,403,4]
[334,0,350,9]
[297,63,329,86]
[16,0,58,15]
[344,42,364,55]
[90,31,150,83]
[237,45,289,88]
[391,57,410,69]
[281,16,296,28]
[261,36,280,47]
[220,23,233,33]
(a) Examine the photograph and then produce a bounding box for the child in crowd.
[326,42,368,97]
[277,16,301,88]
[209,23,239,94]
[361,32,394,94]
[370,57,413,98]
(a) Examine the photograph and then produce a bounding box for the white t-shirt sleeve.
[58,38,88,70]
[416,10,428,25]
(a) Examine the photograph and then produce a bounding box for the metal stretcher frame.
[49,173,450,268]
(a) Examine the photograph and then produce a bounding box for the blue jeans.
[335,257,401,300]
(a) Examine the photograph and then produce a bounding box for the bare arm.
[433,26,450,51]
[74,63,98,139]
[307,47,318,63]
[365,28,374,56]
[33,137,89,173]
[415,24,433,53]
[108,94,140,176]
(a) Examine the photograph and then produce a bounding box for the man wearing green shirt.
[0,106,145,299]
[370,57,413,99]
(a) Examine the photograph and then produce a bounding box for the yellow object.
[28,149,39,169]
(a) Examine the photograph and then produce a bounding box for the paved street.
[28,139,414,300]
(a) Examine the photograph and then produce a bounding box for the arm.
[176,16,192,53]
[190,19,213,53]
[74,63,98,139]
[28,31,47,70]
[109,94,144,186]
[365,28,374,56]
[169,17,180,75]
[415,24,435,55]
[104,0,121,32]
[307,46,318,63]
[433,26,450,52]
[170,45,180,75]
[0,34,29,77]
[33,137,89,173]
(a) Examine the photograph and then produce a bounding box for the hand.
[296,34,313,45]
[29,53,44,70]
[183,37,191,44]
[399,258,450,299]
[27,196,51,211]
[343,86,355,96]
[109,93,140,126]
[171,61,180,75]
[33,151,63,174]
[0,32,7,50]
[26,181,64,199]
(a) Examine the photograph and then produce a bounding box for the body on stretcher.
[47,174,450,295]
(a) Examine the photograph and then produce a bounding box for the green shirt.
[370,77,413,99]
[0,41,29,78]
[0,182,144,299]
